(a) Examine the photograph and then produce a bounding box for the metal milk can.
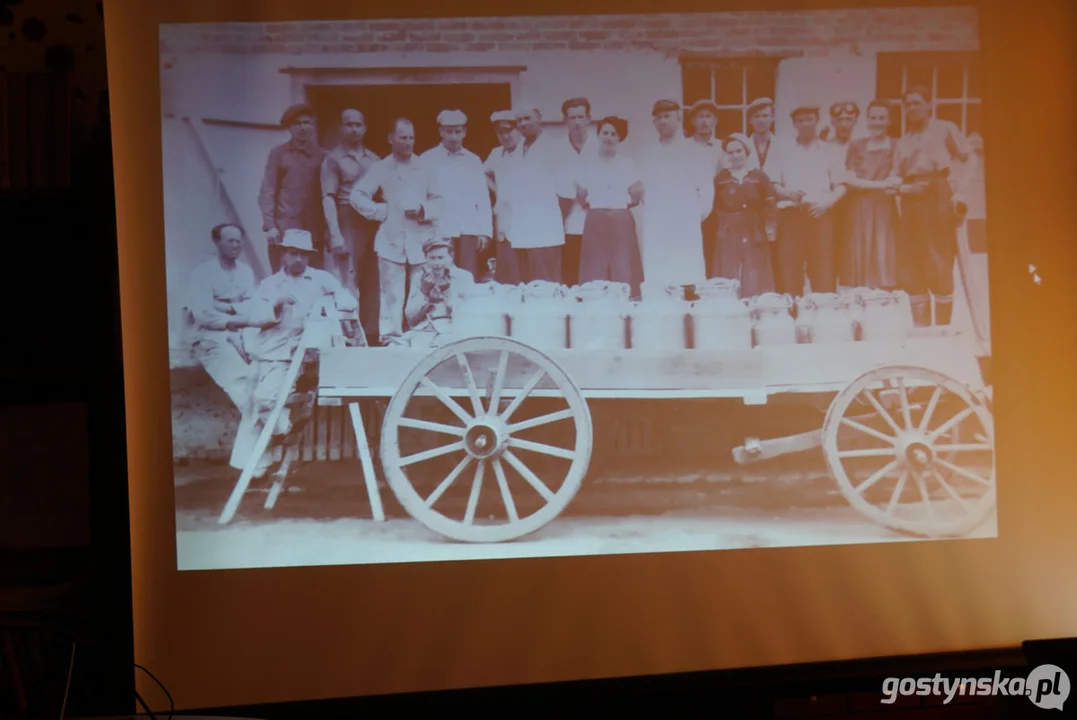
[509,281,570,349]
[570,281,629,350]
[858,289,912,341]
[800,292,856,343]
[453,282,514,339]
[750,293,796,346]
[628,285,689,350]
[690,297,752,350]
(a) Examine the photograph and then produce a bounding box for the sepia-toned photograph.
[160,7,996,571]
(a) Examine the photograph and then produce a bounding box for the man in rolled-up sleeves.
[349,117,442,345]
[420,109,492,282]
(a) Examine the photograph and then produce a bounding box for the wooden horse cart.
[217,290,995,544]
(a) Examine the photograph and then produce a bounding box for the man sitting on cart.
[390,237,476,348]
[236,228,360,481]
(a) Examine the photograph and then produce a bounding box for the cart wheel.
[822,365,995,538]
[381,337,593,542]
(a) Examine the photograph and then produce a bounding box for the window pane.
[936,55,966,99]
[966,55,982,99]
[935,102,962,128]
[715,108,745,138]
[876,53,904,100]
[887,105,905,139]
[965,102,983,140]
[905,54,934,92]
[745,64,776,105]
[682,64,712,105]
[713,65,744,106]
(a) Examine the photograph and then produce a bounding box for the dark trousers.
[454,235,483,282]
[701,212,719,279]
[775,206,836,296]
[562,233,583,287]
[514,245,563,284]
[494,240,521,284]
[339,207,380,341]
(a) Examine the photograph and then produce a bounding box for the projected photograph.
[161,7,996,571]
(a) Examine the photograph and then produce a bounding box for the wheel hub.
[464,418,507,460]
[898,433,936,471]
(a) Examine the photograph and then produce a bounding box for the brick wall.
[160,8,979,57]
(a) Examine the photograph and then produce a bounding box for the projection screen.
[109,0,1077,711]
[163,6,996,571]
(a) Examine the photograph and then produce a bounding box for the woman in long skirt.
[575,116,644,297]
[710,133,777,297]
[841,99,901,289]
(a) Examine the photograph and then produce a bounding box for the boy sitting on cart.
[389,237,476,348]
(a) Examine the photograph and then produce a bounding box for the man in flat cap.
[350,117,442,344]
[637,99,714,289]
[495,104,575,284]
[419,109,492,283]
[320,108,381,347]
[392,237,477,348]
[234,228,359,483]
[558,97,598,287]
[764,104,846,296]
[746,97,776,170]
[257,103,326,274]
[483,110,522,284]
[821,101,860,149]
[685,98,725,274]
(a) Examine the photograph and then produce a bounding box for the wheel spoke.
[897,378,913,429]
[930,468,970,513]
[840,417,896,445]
[424,455,474,509]
[926,405,975,442]
[884,470,909,516]
[918,386,942,432]
[933,443,993,453]
[397,417,466,437]
[508,408,576,434]
[399,440,466,467]
[838,448,898,459]
[507,437,577,461]
[860,389,904,435]
[499,369,547,423]
[418,376,473,424]
[487,350,509,411]
[855,458,901,494]
[492,458,519,523]
[503,450,555,502]
[455,352,485,417]
[935,458,992,487]
[463,460,486,526]
[912,470,937,521]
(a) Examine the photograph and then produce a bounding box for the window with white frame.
[876,51,983,139]
[680,58,781,138]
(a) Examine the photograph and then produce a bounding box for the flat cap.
[652,99,681,116]
[686,98,720,118]
[280,228,315,252]
[490,110,516,124]
[280,103,314,127]
[422,237,453,255]
[790,104,820,118]
[746,97,774,116]
[437,109,468,126]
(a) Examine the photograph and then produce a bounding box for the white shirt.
[246,268,358,361]
[349,155,442,265]
[419,144,493,239]
[185,258,256,337]
[560,132,598,234]
[576,153,640,210]
[764,136,846,206]
[499,132,574,250]
[689,135,726,178]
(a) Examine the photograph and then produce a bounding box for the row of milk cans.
[451,279,915,351]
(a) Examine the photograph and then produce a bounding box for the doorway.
[306,82,513,159]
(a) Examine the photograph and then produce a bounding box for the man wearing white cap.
[233,229,359,481]
[419,109,492,282]
[350,117,442,344]
[497,104,575,283]
[483,110,522,284]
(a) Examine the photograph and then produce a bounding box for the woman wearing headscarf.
[574,116,644,297]
[841,99,901,289]
[709,133,777,297]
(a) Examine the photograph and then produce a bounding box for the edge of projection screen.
[105,0,1077,711]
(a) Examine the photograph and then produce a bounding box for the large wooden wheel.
[380,337,593,542]
[822,365,995,538]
